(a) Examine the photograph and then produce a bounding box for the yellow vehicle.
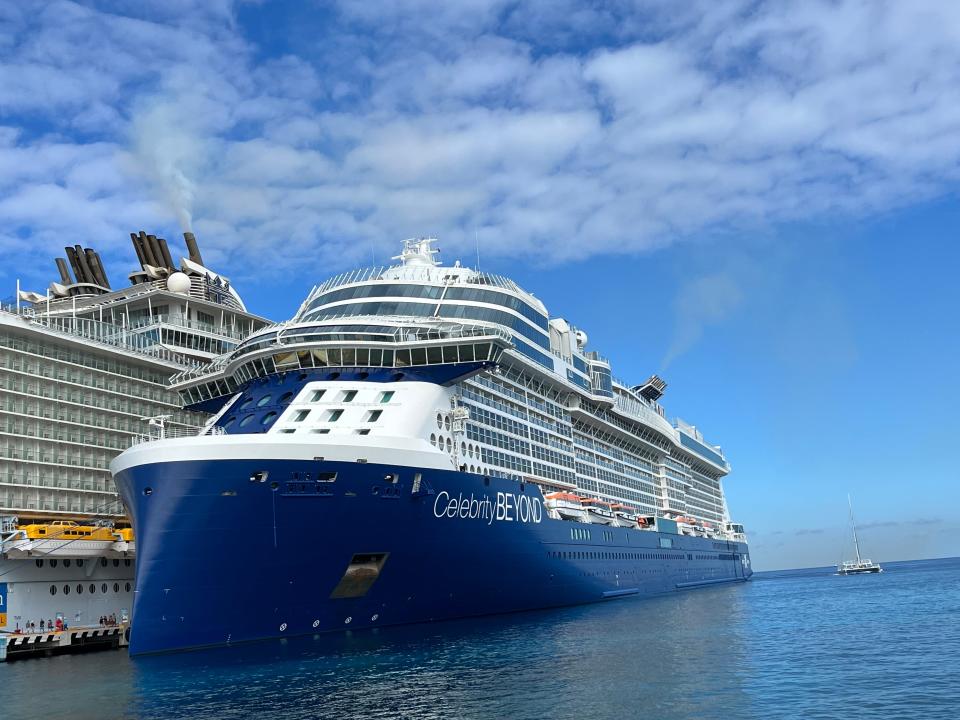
[113,527,135,542]
[20,521,118,541]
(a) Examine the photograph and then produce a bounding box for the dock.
[0,624,128,661]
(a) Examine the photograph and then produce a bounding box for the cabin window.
[310,390,326,402]
[292,410,310,422]
[341,390,357,403]
[256,394,272,407]
[326,409,344,422]
[378,391,394,403]
[366,410,382,422]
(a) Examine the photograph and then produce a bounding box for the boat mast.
[848,494,863,564]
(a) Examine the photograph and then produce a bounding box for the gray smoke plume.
[131,102,199,232]
[660,271,743,370]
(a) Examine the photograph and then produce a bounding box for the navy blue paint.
[114,459,750,655]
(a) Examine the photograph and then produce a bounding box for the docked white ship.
[0,231,267,650]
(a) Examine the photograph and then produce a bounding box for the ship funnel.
[130,233,146,267]
[138,231,159,268]
[64,246,84,285]
[55,257,72,284]
[183,232,204,266]
[88,250,111,289]
[157,237,175,270]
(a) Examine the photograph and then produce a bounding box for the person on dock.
[40,619,45,631]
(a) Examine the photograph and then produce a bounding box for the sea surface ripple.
[2,558,958,719]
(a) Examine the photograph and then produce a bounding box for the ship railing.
[126,315,249,341]
[128,425,225,447]
[307,264,530,303]
[0,302,199,368]
[168,317,512,386]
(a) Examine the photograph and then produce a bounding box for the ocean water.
[2,557,958,720]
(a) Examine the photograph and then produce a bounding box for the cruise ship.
[112,238,751,656]
[0,231,267,644]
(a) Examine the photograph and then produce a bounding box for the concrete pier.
[0,623,128,661]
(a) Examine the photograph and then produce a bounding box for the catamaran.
[838,495,882,575]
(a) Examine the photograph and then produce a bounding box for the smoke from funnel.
[660,272,743,371]
[130,103,200,232]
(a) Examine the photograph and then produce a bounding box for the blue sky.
[1,1,958,569]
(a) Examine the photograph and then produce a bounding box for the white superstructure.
[175,239,743,540]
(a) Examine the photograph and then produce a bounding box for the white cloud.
[1,0,959,294]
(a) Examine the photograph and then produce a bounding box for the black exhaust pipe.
[183,232,204,266]
[130,232,147,268]
[84,248,106,287]
[157,237,174,270]
[74,244,95,284]
[64,246,84,284]
[89,250,111,289]
[138,230,159,268]
[55,257,72,284]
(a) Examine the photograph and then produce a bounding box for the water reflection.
[125,586,751,720]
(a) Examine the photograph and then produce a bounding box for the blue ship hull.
[115,458,751,655]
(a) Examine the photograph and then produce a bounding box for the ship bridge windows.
[308,300,548,347]
[306,284,548,329]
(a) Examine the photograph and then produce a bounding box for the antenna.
[475,228,481,271]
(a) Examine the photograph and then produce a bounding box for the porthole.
[436,413,443,429]
[114,583,120,593]
[77,559,83,567]
[444,416,451,431]
[222,416,237,429]
[101,583,108,594]
[50,559,57,568]
[239,415,255,427]
[461,442,466,455]
[239,397,255,410]
[124,559,131,567]
[430,433,437,446]
[143,487,153,496]
[262,411,278,425]
[63,584,70,595]
[125,582,131,592]
[113,559,120,567]
[270,481,279,491]
[49,585,57,596]
[64,559,71,568]
[278,392,294,404]
[35,559,43,568]
[256,394,272,407]
[445,437,452,452]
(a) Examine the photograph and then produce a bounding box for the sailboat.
[837,495,883,575]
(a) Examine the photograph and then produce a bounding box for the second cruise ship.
[111,239,751,655]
